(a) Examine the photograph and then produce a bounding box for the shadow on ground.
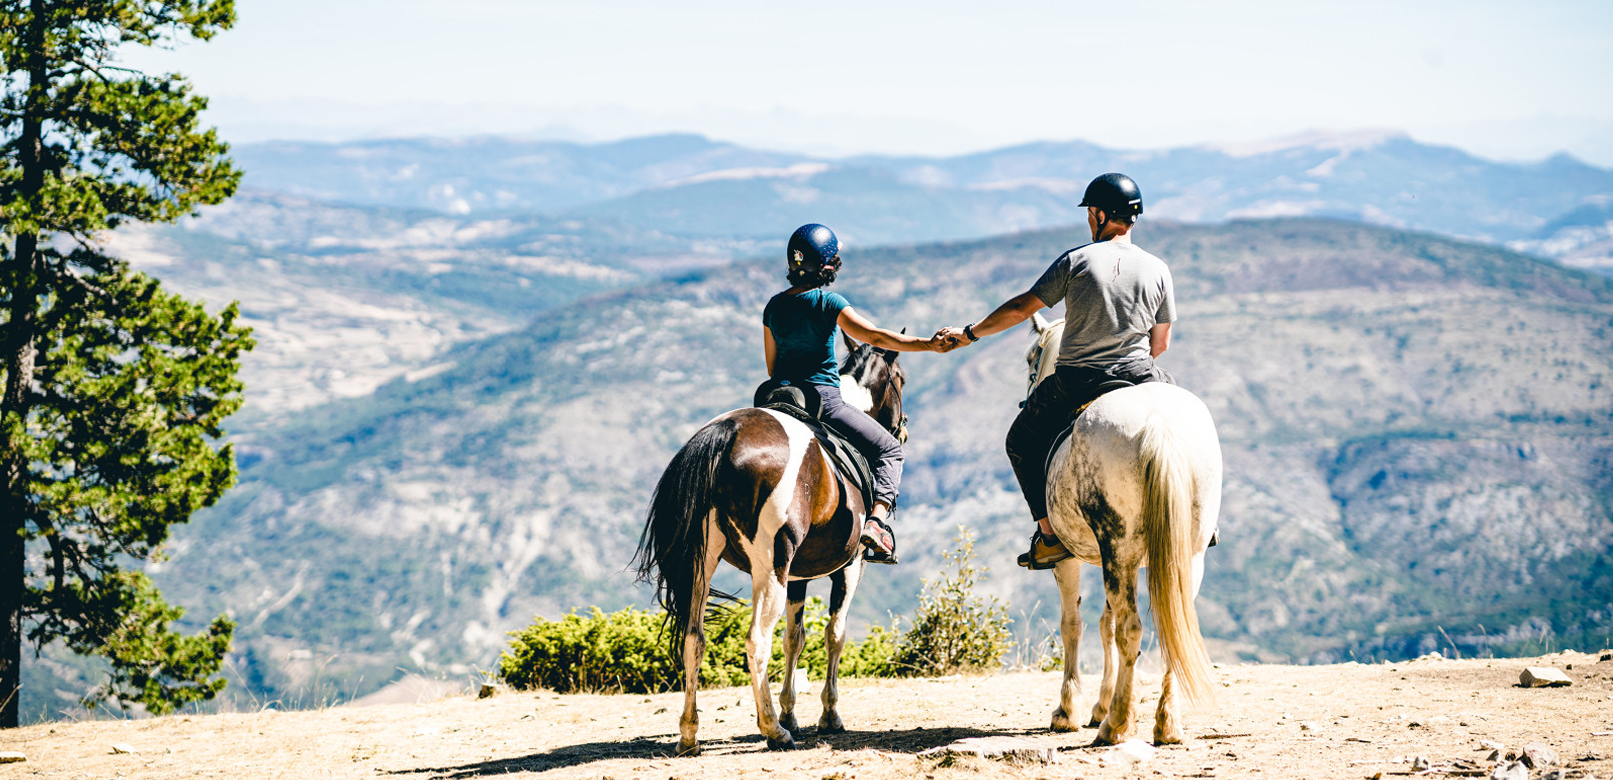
[387,725,1055,778]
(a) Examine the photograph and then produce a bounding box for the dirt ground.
[3,651,1611,780]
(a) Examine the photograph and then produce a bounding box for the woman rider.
[760,223,951,564]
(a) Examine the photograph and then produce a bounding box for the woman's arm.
[838,307,946,352]
[764,326,777,375]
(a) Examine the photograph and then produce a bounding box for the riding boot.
[861,516,898,565]
[1016,530,1073,570]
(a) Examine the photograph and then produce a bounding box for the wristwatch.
[963,323,980,342]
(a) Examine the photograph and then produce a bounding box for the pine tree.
[0,0,248,726]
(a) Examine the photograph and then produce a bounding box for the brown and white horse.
[633,335,906,755]
[1027,312,1222,745]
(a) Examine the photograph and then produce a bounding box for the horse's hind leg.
[1089,604,1116,727]
[777,580,809,734]
[747,568,796,750]
[1094,562,1144,746]
[1049,558,1083,732]
[819,560,864,734]
[677,515,727,757]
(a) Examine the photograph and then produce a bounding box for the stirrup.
[1016,530,1072,570]
[861,517,898,565]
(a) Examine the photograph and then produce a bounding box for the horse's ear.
[842,330,857,353]
[899,326,908,335]
[1032,311,1050,334]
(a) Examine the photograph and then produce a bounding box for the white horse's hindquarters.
[1046,383,1223,562]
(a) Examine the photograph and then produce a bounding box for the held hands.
[929,326,969,353]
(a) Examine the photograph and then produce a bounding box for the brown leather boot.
[1016,530,1072,570]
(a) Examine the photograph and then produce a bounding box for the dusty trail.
[3,651,1610,779]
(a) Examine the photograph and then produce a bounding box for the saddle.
[753,381,878,513]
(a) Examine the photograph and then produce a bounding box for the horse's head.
[839,331,909,443]
[1027,312,1065,398]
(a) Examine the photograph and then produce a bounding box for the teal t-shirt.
[763,289,850,386]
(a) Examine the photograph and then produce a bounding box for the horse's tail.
[1140,415,1216,709]
[632,415,739,664]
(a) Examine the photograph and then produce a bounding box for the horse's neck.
[1032,324,1065,393]
[838,372,876,413]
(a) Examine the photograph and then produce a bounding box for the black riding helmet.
[1079,173,1144,220]
[787,223,839,270]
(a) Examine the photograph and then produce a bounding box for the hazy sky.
[122,0,1613,164]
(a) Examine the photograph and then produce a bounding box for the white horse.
[1027,312,1222,745]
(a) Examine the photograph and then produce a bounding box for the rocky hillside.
[20,217,1603,720]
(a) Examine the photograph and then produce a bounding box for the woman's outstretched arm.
[839,307,952,352]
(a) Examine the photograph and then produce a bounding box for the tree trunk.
[0,0,48,728]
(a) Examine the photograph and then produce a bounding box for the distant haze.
[117,0,1613,165]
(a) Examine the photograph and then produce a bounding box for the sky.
[121,0,1613,165]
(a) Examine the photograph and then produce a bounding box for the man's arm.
[1150,322,1171,358]
[763,326,777,375]
[938,291,1046,344]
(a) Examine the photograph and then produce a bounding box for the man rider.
[937,173,1177,569]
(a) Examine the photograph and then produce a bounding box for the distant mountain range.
[235,131,1613,266]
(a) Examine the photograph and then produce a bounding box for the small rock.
[1427,715,1454,728]
[110,744,136,755]
[1521,743,1559,769]
[1486,750,1501,761]
[1520,667,1573,687]
[1540,770,1568,780]
[1416,651,1444,661]
[1489,761,1528,780]
[1299,721,1319,732]
[793,668,812,694]
[478,681,506,699]
[1104,740,1157,767]
[1480,740,1504,751]
[1598,650,1611,662]
[917,736,1059,765]
[1412,755,1431,771]
[0,752,24,764]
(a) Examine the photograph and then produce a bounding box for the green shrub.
[893,527,1013,676]
[500,598,900,694]
[501,529,1011,692]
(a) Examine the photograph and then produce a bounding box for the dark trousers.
[817,384,903,508]
[1005,359,1174,521]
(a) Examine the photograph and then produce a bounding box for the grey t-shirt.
[1029,241,1176,370]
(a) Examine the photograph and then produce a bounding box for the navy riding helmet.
[1079,173,1144,220]
[787,223,839,271]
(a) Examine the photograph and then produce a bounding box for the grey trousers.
[816,383,904,508]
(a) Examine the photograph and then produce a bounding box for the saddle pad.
[760,402,877,513]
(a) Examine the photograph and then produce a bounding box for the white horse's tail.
[1140,415,1216,709]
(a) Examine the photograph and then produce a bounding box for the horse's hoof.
[1154,731,1183,746]
[779,713,799,733]
[1093,721,1126,746]
[1050,710,1079,732]
[676,740,701,757]
[817,713,845,734]
[766,731,797,751]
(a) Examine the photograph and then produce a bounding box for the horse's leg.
[677,514,727,757]
[777,580,809,735]
[1154,551,1208,744]
[1089,604,1116,727]
[1049,558,1083,732]
[1094,562,1144,746]
[818,559,864,733]
[747,567,796,750]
